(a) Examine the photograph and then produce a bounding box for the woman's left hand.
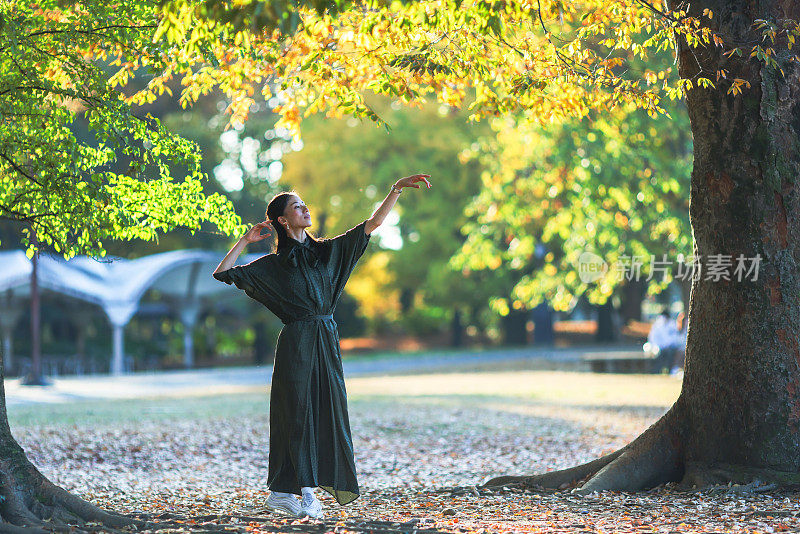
[395,174,432,190]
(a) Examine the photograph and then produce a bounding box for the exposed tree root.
[481,394,800,497]
[482,405,687,495]
[0,523,52,534]
[0,443,141,532]
[0,364,145,532]
[0,462,55,529]
[681,462,800,490]
[44,481,139,529]
[481,447,626,490]
[577,406,683,494]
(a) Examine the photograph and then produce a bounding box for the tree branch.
[24,24,158,40]
[0,154,42,187]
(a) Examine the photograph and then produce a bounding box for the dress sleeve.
[213,259,260,295]
[213,255,291,321]
[326,220,371,294]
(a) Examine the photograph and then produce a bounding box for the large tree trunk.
[619,279,646,324]
[0,357,138,530]
[673,0,800,479]
[594,301,618,343]
[501,309,529,346]
[451,308,464,347]
[485,0,800,492]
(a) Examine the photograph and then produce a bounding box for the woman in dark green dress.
[213,174,431,519]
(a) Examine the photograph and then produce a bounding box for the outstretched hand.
[242,221,272,243]
[395,174,432,190]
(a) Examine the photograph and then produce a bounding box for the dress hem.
[267,483,360,506]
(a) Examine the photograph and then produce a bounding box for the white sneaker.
[300,493,323,519]
[265,492,303,517]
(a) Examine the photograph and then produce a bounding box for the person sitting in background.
[670,311,688,375]
[646,310,678,373]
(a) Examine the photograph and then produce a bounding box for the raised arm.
[365,174,432,235]
[213,221,271,275]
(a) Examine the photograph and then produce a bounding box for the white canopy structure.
[0,250,263,374]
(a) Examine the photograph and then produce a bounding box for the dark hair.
[266,191,321,253]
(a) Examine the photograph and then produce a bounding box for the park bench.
[580,350,658,373]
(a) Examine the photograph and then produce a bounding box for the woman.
[213,174,431,519]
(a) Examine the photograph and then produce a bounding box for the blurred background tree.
[452,100,693,342]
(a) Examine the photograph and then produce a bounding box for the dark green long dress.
[213,220,371,505]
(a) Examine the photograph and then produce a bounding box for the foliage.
[124,92,287,254]
[0,1,242,258]
[344,250,402,333]
[6,0,794,260]
[5,0,798,259]
[150,0,790,137]
[452,100,693,313]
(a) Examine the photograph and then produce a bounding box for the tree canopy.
[452,99,693,314]
[5,0,792,258]
[0,1,242,258]
[154,0,752,131]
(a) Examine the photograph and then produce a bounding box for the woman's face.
[279,195,312,230]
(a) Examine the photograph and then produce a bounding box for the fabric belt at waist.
[283,313,334,325]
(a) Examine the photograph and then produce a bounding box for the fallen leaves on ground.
[13,395,800,533]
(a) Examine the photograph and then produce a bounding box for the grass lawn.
[346,370,680,407]
[7,370,681,428]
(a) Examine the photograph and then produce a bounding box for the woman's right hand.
[242,221,272,243]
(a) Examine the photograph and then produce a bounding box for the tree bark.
[253,317,269,365]
[0,356,140,529]
[399,287,414,314]
[501,309,529,346]
[675,0,800,475]
[486,0,800,492]
[619,279,647,324]
[451,308,464,347]
[23,250,43,386]
[531,302,554,345]
[594,301,618,343]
